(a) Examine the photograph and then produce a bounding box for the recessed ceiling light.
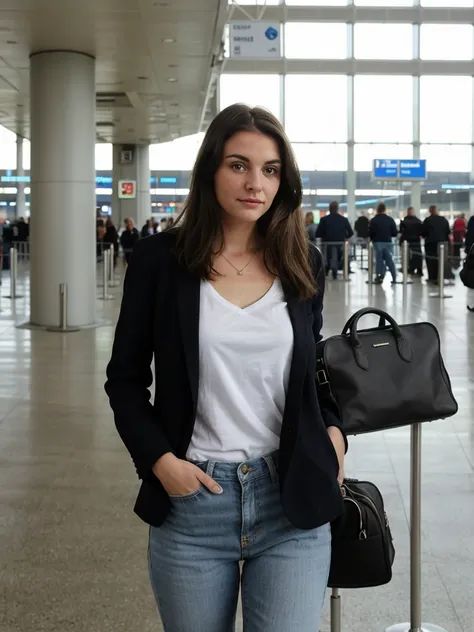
[162,38,175,44]
[168,64,178,68]
[137,76,148,80]
[6,40,17,45]
[167,77,177,82]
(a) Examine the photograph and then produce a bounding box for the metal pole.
[330,588,342,632]
[402,240,409,286]
[343,241,350,282]
[367,241,374,285]
[429,242,451,300]
[108,244,119,288]
[385,424,448,632]
[98,248,115,301]
[46,283,79,332]
[4,246,24,299]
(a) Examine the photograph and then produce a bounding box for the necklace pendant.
[237,270,243,276]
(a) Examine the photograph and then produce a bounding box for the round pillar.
[16,136,26,219]
[137,145,151,229]
[29,51,96,327]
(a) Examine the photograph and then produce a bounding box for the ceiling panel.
[0,0,228,143]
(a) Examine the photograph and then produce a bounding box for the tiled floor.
[0,260,473,632]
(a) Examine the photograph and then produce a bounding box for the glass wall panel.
[420,76,472,143]
[354,76,413,142]
[219,74,281,118]
[354,24,413,59]
[354,143,413,171]
[292,143,347,170]
[0,125,17,169]
[356,0,412,5]
[285,23,348,59]
[421,24,473,60]
[421,0,472,6]
[285,75,347,142]
[228,0,280,4]
[150,134,204,171]
[95,144,112,171]
[286,0,347,5]
[420,144,471,172]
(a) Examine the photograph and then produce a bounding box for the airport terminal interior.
[0,1,474,631]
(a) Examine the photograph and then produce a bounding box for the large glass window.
[354,24,413,60]
[355,0,412,5]
[95,144,112,171]
[150,134,204,171]
[420,76,472,143]
[354,144,413,171]
[420,145,471,172]
[219,74,281,118]
[285,23,348,59]
[421,25,473,60]
[354,76,413,143]
[285,0,347,5]
[285,75,347,142]
[0,125,17,169]
[421,0,472,6]
[292,143,347,171]
[228,0,280,4]
[23,139,30,170]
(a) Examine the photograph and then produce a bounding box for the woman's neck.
[220,219,259,255]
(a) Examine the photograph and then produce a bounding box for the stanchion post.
[330,588,341,632]
[4,246,24,299]
[46,283,79,333]
[108,244,119,288]
[385,423,448,632]
[98,249,115,301]
[343,241,350,282]
[367,241,374,285]
[429,242,452,300]
[402,240,409,286]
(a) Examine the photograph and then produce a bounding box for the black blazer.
[105,232,346,530]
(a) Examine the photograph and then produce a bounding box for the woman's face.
[214,130,281,225]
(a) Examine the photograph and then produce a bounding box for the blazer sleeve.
[105,237,173,479]
[310,245,348,451]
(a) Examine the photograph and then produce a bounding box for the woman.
[103,218,119,268]
[105,104,346,632]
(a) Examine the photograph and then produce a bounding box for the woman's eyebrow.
[224,153,281,165]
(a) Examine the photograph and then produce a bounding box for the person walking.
[105,103,346,632]
[119,217,140,265]
[369,202,398,284]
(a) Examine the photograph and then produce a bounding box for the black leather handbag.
[316,307,458,435]
[329,478,395,589]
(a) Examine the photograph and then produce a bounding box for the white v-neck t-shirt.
[186,278,294,462]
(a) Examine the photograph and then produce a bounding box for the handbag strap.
[342,308,413,370]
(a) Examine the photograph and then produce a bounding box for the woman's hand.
[152,452,223,497]
[327,426,345,486]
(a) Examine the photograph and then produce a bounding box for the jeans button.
[241,464,250,474]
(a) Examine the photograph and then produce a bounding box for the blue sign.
[160,176,177,184]
[373,159,399,179]
[265,27,278,41]
[373,159,427,181]
[399,160,426,180]
[1,175,30,183]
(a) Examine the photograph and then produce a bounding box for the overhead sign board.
[372,159,427,181]
[229,21,280,58]
[118,180,136,199]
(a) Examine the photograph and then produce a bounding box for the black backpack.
[328,478,395,589]
[460,245,474,289]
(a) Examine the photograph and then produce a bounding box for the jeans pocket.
[168,485,204,501]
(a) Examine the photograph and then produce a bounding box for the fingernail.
[213,485,223,494]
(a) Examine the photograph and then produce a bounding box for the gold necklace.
[221,252,255,276]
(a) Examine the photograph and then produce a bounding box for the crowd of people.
[305,203,474,286]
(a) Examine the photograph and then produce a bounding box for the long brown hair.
[173,103,317,300]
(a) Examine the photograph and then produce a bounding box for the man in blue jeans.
[369,202,398,284]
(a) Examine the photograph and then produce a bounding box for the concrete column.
[16,136,26,219]
[30,51,96,327]
[137,145,151,229]
[346,74,356,226]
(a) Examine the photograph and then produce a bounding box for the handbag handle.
[342,308,413,371]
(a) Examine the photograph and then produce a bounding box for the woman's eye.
[264,166,279,175]
[231,163,245,172]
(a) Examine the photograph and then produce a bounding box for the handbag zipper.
[341,488,367,539]
[349,488,384,533]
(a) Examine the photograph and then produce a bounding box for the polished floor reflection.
[0,263,473,632]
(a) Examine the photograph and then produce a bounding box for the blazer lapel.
[283,291,312,427]
[176,264,201,420]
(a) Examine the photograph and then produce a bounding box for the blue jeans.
[148,451,331,632]
[373,241,396,280]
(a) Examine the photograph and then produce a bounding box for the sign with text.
[372,159,427,181]
[118,180,136,199]
[230,21,280,58]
